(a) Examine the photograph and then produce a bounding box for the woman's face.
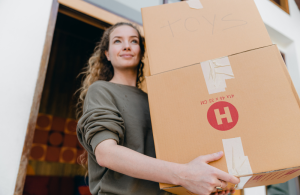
[105,25,141,71]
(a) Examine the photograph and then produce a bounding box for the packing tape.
[200,57,234,94]
[222,137,253,177]
[186,0,203,9]
[236,176,252,189]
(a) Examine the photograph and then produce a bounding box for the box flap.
[142,0,272,75]
[244,167,300,188]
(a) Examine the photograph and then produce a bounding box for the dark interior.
[24,11,105,195]
[39,12,104,119]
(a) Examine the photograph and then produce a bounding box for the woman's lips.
[120,54,133,58]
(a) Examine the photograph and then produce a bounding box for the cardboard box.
[146,44,300,194]
[142,0,272,75]
[142,0,300,194]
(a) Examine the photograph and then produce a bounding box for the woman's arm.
[95,139,239,195]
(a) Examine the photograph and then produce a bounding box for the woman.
[77,22,239,195]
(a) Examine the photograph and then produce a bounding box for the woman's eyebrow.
[113,36,122,39]
[112,35,138,39]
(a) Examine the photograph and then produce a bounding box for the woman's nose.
[123,41,131,51]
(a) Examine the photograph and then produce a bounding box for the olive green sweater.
[77,81,173,195]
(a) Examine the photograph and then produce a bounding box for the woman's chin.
[117,63,139,70]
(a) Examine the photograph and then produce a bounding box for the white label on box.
[200,57,234,94]
[222,137,253,177]
[186,0,203,9]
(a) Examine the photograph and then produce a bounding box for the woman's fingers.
[214,168,240,184]
[201,151,224,163]
[212,180,228,195]
[211,189,227,195]
[220,180,228,189]
[230,188,235,194]
[183,152,239,195]
[212,184,235,195]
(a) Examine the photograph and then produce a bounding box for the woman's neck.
[110,69,137,87]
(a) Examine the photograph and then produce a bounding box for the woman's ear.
[105,50,111,61]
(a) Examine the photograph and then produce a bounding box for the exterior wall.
[0,0,53,194]
[244,2,300,195]
[244,186,266,195]
[255,0,300,95]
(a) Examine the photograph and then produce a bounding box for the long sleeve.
[76,82,125,158]
[75,81,170,195]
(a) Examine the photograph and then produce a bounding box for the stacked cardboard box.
[142,0,300,194]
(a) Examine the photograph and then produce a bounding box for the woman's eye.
[131,40,138,44]
[114,40,121,43]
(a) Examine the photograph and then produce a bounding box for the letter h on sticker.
[214,107,233,125]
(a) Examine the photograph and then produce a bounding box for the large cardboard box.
[142,0,272,75]
[142,0,300,194]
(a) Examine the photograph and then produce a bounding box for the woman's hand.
[211,187,236,195]
[95,140,239,195]
[176,151,240,195]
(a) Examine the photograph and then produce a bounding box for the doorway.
[23,10,107,195]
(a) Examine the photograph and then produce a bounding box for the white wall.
[255,0,300,95]
[244,186,267,195]
[0,0,53,194]
[244,2,300,195]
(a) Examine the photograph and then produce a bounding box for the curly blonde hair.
[76,22,145,168]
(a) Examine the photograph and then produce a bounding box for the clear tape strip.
[200,56,234,94]
[222,137,253,177]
